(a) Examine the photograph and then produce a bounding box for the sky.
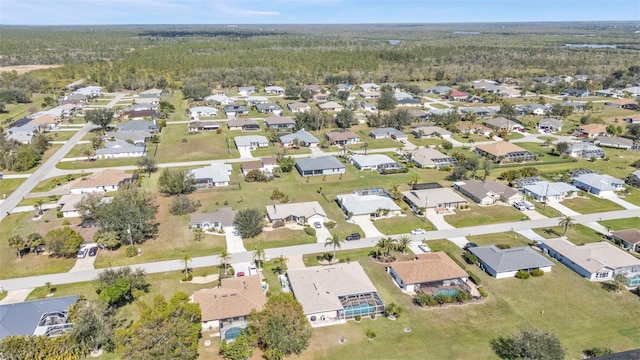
[1,0,639,25]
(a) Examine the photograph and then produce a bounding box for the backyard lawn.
[561,194,625,214]
[445,203,525,228]
[532,224,605,244]
[373,214,434,235]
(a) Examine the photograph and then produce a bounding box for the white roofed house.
[95,139,146,159]
[237,86,256,96]
[255,103,283,116]
[264,86,284,94]
[350,154,402,172]
[245,96,269,105]
[412,125,452,139]
[402,188,468,214]
[572,173,624,197]
[521,181,579,202]
[318,101,343,112]
[205,94,235,106]
[189,207,237,231]
[594,136,634,150]
[191,164,233,189]
[266,201,327,225]
[359,83,381,91]
[287,102,311,113]
[6,123,39,144]
[369,127,408,141]
[106,130,150,146]
[189,106,218,119]
[565,143,605,159]
[279,129,320,147]
[234,135,269,151]
[336,191,402,218]
[537,117,563,133]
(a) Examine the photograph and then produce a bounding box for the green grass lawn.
[65,143,90,158]
[0,93,47,125]
[561,194,625,214]
[373,214,434,235]
[18,195,60,207]
[599,218,640,231]
[300,241,640,360]
[410,137,450,148]
[155,124,240,162]
[251,145,310,157]
[532,201,563,218]
[445,203,525,228]
[533,224,605,244]
[507,132,525,140]
[56,157,140,170]
[467,231,533,247]
[31,173,83,193]
[244,228,317,250]
[0,178,25,198]
[451,132,488,144]
[621,187,640,206]
[48,130,78,141]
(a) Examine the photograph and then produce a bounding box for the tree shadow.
[543,228,560,236]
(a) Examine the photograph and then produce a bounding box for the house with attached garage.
[482,117,520,132]
[234,135,269,151]
[388,252,470,294]
[96,139,146,159]
[468,245,554,279]
[255,103,283,115]
[264,86,284,94]
[622,86,640,97]
[279,129,320,147]
[610,229,640,253]
[266,201,327,225]
[6,123,39,144]
[594,136,634,150]
[624,114,640,124]
[393,91,413,101]
[69,169,133,194]
[396,98,422,107]
[190,275,266,341]
[287,102,311,113]
[472,79,498,90]
[295,156,345,177]
[123,109,157,120]
[537,117,563,133]
[359,83,381,91]
[474,142,537,163]
[318,101,343,112]
[240,156,278,176]
[336,191,402,218]
[627,170,640,187]
[190,164,233,189]
[205,94,235,106]
[411,148,457,168]
[223,105,250,118]
[58,193,110,218]
[578,123,607,139]
[454,180,520,206]
[105,130,150,146]
[560,89,590,97]
[572,173,624,197]
[326,130,360,146]
[188,120,220,133]
[116,120,159,133]
[237,86,256,96]
[539,238,640,287]
[402,187,468,213]
[518,104,548,116]
[456,123,493,137]
[189,207,237,231]
[286,262,385,327]
[264,116,295,131]
[369,127,408,141]
[226,118,260,131]
[304,84,323,93]
[189,106,218,119]
[521,181,579,202]
[425,85,453,95]
[412,125,451,139]
[350,154,402,171]
[565,143,605,159]
[245,96,269,105]
[604,98,639,110]
[359,91,380,99]
[0,295,79,339]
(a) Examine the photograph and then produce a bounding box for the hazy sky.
[1,0,639,25]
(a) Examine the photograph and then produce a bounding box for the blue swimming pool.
[434,289,459,297]
[344,303,375,317]
[224,327,243,341]
[627,274,640,287]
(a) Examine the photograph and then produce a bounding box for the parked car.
[522,201,535,210]
[410,228,426,235]
[513,202,526,211]
[345,233,361,241]
[88,246,98,257]
[236,272,245,277]
[418,244,431,253]
[463,242,478,250]
[77,247,87,259]
[313,221,322,229]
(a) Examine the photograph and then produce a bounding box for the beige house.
[190,275,266,341]
[611,229,640,253]
[402,188,468,213]
[388,252,470,293]
[474,141,537,163]
[69,169,133,194]
[454,180,520,206]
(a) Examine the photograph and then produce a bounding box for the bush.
[495,243,511,249]
[324,221,337,229]
[125,245,138,258]
[531,269,545,277]
[584,347,613,358]
[385,303,403,318]
[303,227,316,236]
[365,329,376,339]
[439,165,452,172]
[441,141,453,150]
[515,270,530,279]
[169,195,200,215]
[478,286,488,298]
[462,251,478,264]
[272,220,285,229]
[354,315,361,322]
[56,211,63,218]
[380,168,409,175]
[61,219,70,225]
[468,271,481,285]
[370,314,376,320]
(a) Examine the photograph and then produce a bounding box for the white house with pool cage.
[286,262,385,327]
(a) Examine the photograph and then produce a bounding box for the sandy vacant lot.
[0,65,62,75]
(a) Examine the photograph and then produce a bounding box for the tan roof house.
[474,141,537,163]
[611,229,640,253]
[190,275,266,341]
[454,180,520,205]
[579,123,607,138]
[318,101,343,112]
[411,148,457,168]
[388,252,470,293]
[69,169,133,195]
[326,130,360,146]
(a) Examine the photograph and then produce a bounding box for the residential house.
[474,142,537,163]
[573,173,624,197]
[134,96,160,105]
[326,130,360,146]
[539,238,640,287]
[226,118,260,131]
[402,188,468,213]
[483,117,520,131]
[188,120,220,133]
[304,84,323,93]
[579,123,607,138]
[627,170,640,187]
[264,116,295,131]
[318,101,343,112]
[595,136,634,150]
[312,93,329,102]
[237,86,256,96]
[255,103,283,115]
[448,90,471,101]
[611,229,640,253]
[123,109,157,120]
[369,127,408,141]
[189,207,237,231]
[189,106,218,119]
[279,129,320,147]
[30,114,60,130]
[560,89,590,97]
[58,193,101,218]
[359,91,380,99]
[245,96,269,105]
[0,296,79,339]
[565,143,605,159]
[96,140,146,159]
[191,164,233,189]
[412,125,452,139]
[205,94,235,106]
[518,104,548,116]
[359,83,381,91]
[287,102,311,113]
[116,120,159,133]
[266,201,327,224]
[295,156,345,177]
[454,180,520,205]
[492,86,521,98]
[106,130,150,146]
[190,275,266,341]
[622,86,640,97]
[58,93,88,106]
[558,101,585,112]
[336,83,353,92]
[234,135,269,151]
[407,109,429,121]
[388,252,470,293]
[240,156,278,176]
[396,98,422,107]
[456,123,493,137]
[595,89,619,97]
[393,91,413,101]
[223,105,250,118]
[469,245,554,279]
[6,124,39,144]
[69,169,133,194]
[521,181,579,202]
[411,148,457,168]
[605,99,639,110]
[361,101,377,112]
[336,192,402,218]
[537,117,563,133]
[286,263,385,327]
[425,86,453,95]
[264,86,284,94]
[350,154,402,171]
[472,79,498,89]
[73,86,102,97]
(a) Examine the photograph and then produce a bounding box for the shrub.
[303,227,316,236]
[169,195,201,215]
[385,303,403,318]
[365,329,376,339]
[125,245,138,258]
[354,315,361,322]
[478,286,488,298]
[468,271,481,285]
[272,220,285,229]
[515,270,530,279]
[462,251,478,264]
[370,314,376,320]
[441,141,453,150]
[61,219,70,225]
[56,211,63,218]
[495,243,511,249]
[584,347,613,358]
[531,269,545,277]
[324,221,337,229]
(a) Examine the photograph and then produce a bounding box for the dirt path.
[0,65,62,75]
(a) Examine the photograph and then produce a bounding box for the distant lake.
[388,40,403,45]
[565,44,617,49]
[453,31,480,35]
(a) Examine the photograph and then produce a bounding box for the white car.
[410,228,426,235]
[77,247,87,259]
[418,244,431,253]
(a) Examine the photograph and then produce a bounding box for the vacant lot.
[0,65,62,74]
[533,224,604,244]
[445,203,524,228]
[561,194,625,214]
[373,214,434,235]
[599,218,640,231]
[155,123,240,162]
[244,228,316,250]
[0,178,25,198]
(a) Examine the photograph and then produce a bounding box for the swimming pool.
[344,303,375,317]
[433,289,460,297]
[224,327,243,341]
[626,273,640,287]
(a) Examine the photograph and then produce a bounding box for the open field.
[445,203,525,228]
[373,214,434,235]
[0,178,26,198]
[56,156,140,170]
[0,65,62,74]
[48,130,78,141]
[533,224,605,244]
[155,123,240,162]
[244,228,316,250]
[561,194,626,214]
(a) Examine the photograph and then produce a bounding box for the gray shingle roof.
[279,129,319,145]
[469,246,554,273]
[295,156,345,172]
[0,296,78,339]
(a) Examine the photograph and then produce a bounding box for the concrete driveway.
[426,211,454,230]
[351,215,384,238]
[522,209,547,220]
[547,202,581,216]
[238,148,254,159]
[223,226,247,254]
[0,289,34,305]
[602,194,640,210]
[69,243,98,272]
[314,223,332,244]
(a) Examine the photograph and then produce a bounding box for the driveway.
[602,194,640,210]
[426,211,454,230]
[314,223,332,244]
[522,209,548,220]
[0,288,34,305]
[310,146,325,156]
[238,148,254,159]
[69,253,97,272]
[516,229,545,242]
[223,226,247,254]
[547,202,581,216]
[351,215,384,238]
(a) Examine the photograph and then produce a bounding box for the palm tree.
[361,142,369,155]
[253,243,265,269]
[559,215,575,237]
[376,237,397,260]
[325,234,345,263]
[8,235,24,259]
[45,281,52,295]
[180,254,192,278]
[396,235,412,254]
[273,255,288,274]
[408,174,421,187]
[219,249,233,276]
[34,199,45,216]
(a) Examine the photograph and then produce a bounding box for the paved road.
[1,208,637,292]
[0,124,97,223]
